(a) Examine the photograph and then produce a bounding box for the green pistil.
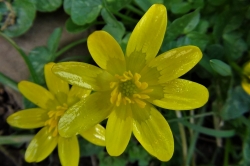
[120,80,136,97]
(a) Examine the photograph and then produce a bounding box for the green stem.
[126,5,144,15]
[168,111,214,123]
[112,10,138,23]
[0,72,18,91]
[223,138,230,166]
[176,111,188,165]
[55,38,87,58]
[0,32,39,84]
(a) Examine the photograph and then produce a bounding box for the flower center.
[110,71,153,108]
[44,103,68,137]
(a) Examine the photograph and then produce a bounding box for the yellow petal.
[126,4,167,72]
[52,62,115,91]
[18,81,58,110]
[132,104,174,161]
[88,31,126,75]
[58,92,113,137]
[67,85,91,107]
[7,108,48,129]
[242,61,250,95]
[80,124,106,146]
[45,62,69,104]
[106,105,132,156]
[25,127,58,162]
[140,46,202,85]
[150,79,209,110]
[58,136,79,166]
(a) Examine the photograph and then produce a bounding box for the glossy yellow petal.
[58,92,113,137]
[58,136,79,166]
[106,105,132,156]
[126,4,167,71]
[132,104,174,161]
[150,79,209,110]
[52,62,115,91]
[18,81,58,110]
[80,124,105,146]
[45,62,69,104]
[7,108,48,129]
[67,85,91,107]
[140,46,202,85]
[88,31,126,75]
[241,61,250,95]
[25,127,58,162]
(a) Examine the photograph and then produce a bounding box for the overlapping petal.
[88,31,126,75]
[58,92,113,137]
[58,136,79,166]
[7,108,48,129]
[132,104,174,161]
[126,4,167,73]
[18,81,58,110]
[25,127,57,162]
[52,62,115,91]
[67,85,91,107]
[106,105,133,156]
[150,79,209,110]
[140,46,202,85]
[80,124,106,146]
[242,61,250,95]
[45,62,69,104]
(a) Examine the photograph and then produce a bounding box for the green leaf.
[221,86,250,120]
[223,32,248,60]
[105,0,132,11]
[78,137,103,157]
[2,0,36,37]
[170,2,191,14]
[243,128,250,165]
[208,0,226,6]
[120,32,131,52]
[35,0,62,12]
[180,120,235,138]
[196,19,209,34]
[101,8,125,43]
[223,15,244,34]
[63,0,72,15]
[246,6,250,19]
[98,151,127,166]
[0,135,33,145]
[206,44,225,59]
[213,9,229,42]
[162,9,200,48]
[186,31,209,51]
[65,18,93,33]
[28,46,53,85]
[47,27,62,55]
[71,0,102,25]
[198,54,215,75]
[210,59,232,76]
[134,0,163,12]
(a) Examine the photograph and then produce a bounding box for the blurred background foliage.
[1,0,250,165]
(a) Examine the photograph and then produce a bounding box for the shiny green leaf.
[221,86,250,120]
[65,18,93,33]
[36,0,62,12]
[210,59,232,76]
[2,0,36,37]
[47,27,62,55]
[134,0,163,11]
[71,0,102,25]
[105,0,132,11]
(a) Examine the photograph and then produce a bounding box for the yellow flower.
[52,4,209,161]
[7,62,106,166]
[242,61,250,94]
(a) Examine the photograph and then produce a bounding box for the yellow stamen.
[44,104,68,137]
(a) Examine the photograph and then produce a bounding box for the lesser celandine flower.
[7,63,106,166]
[241,61,250,94]
[52,4,209,161]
